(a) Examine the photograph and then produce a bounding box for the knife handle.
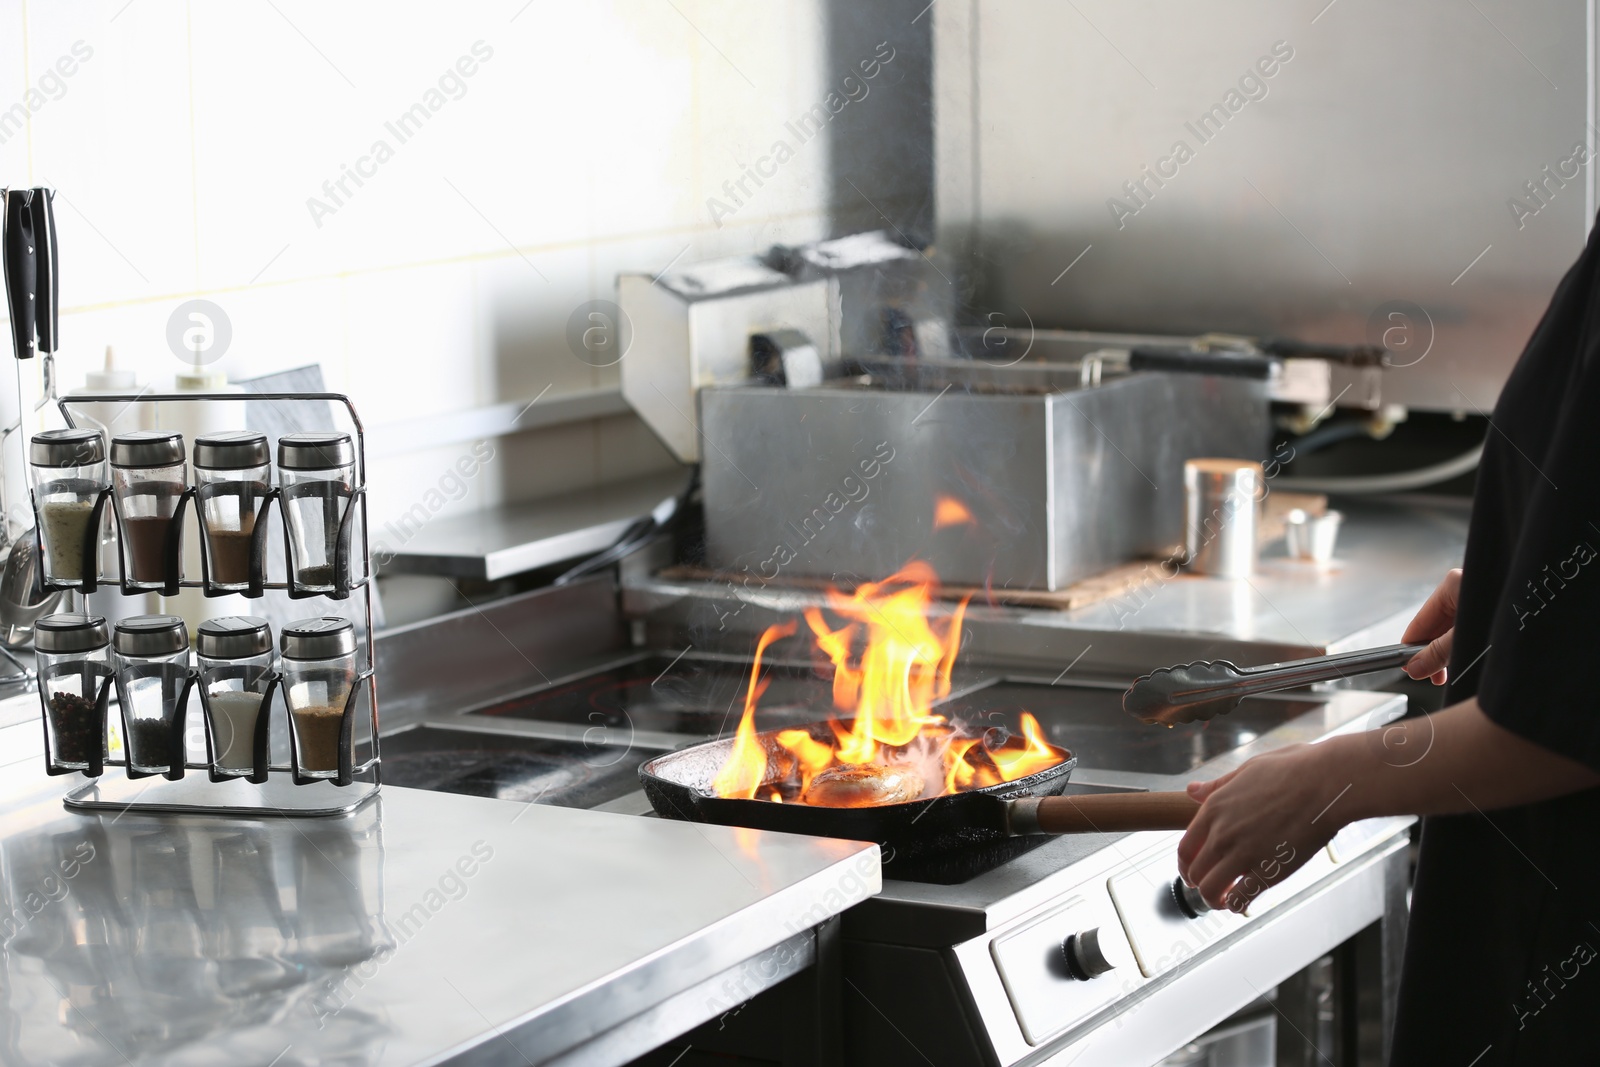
[30,188,56,355]
[3,188,37,360]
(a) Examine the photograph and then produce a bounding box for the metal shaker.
[1183,459,1262,579]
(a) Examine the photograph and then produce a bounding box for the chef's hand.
[1176,744,1342,912]
[1402,568,1461,686]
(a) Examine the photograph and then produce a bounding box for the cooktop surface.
[938,682,1319,776]
[468,653,835,737]
[401,654,1330,886]
[379,726,662,809]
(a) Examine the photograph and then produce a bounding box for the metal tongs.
[1122,643,1426,725]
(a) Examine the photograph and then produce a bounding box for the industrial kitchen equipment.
[619,233,1281,591]
[594,235,1444,1064]
[367,573,1423,1066]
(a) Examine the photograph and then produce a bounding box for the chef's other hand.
[1402,568,1461,686]
[1176,745,1340,912]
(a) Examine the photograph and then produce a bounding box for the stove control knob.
[1061,927,1115,980]
[1172,876,1212,919]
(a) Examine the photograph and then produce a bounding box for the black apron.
[1390,217,1600,1064]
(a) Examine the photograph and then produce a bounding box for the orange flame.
[944,736,982,794]
[775,728,835,792]
[710,562,1069,806]
[806,562,964,764]
[711,620,797,799]
[987,713,1058,781]
[933,495,974,528]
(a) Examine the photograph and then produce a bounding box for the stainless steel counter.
[0,741,878,1066]
[381,470,689,581]
[628,495,1471,676]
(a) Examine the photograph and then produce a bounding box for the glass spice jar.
[193,431,270,592]
[113,614,192,775]
[196,616,273,776]
[110,431,188,591]
[279,617,357,778]
[35,613,111,772]
[277,432,355,594]
[30,428,109,588]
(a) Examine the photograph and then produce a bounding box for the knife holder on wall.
[33,391,381,818]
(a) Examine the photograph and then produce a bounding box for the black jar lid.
[278,432,354,472]
[281,617,356,660]
[196,616,272,659]
[110,431,185,469]
[35,613,109,653]
[113,615,189,657]
[194,431,269,471]
[30,428,105,468]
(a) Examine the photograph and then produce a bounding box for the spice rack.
[33,391,381,818]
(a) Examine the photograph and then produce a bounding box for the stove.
[377,726,662,809]
[468,651,835,738]
[448,651,1320,784]
[557,237,1439,1062]
[399,645,1413,1066]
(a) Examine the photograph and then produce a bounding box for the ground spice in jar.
[46,691,99,765]
[296,563,336,589]
[204,513,256,586]
[121,515,176,584]
[291,704,346,772]
[41,501,95,582]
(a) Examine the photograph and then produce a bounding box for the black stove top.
[937,681,1319,776]
[469,653,835,737]
[392,653,1321,884]
[378,726,663,809]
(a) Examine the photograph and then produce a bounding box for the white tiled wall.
[1,0,837,533]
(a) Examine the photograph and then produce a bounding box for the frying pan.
[639,718,1198,863]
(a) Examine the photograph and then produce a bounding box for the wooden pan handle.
[1009,792,1200,835]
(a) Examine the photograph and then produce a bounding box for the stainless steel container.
[1284,508,1342,565]
[1183,459,1262,580]
[699,365,1268,590]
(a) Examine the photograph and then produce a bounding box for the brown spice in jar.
[121,515,174,584]
[205,513,256,586]
[292,704,346,773]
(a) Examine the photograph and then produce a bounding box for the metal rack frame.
[39,390,381,816]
